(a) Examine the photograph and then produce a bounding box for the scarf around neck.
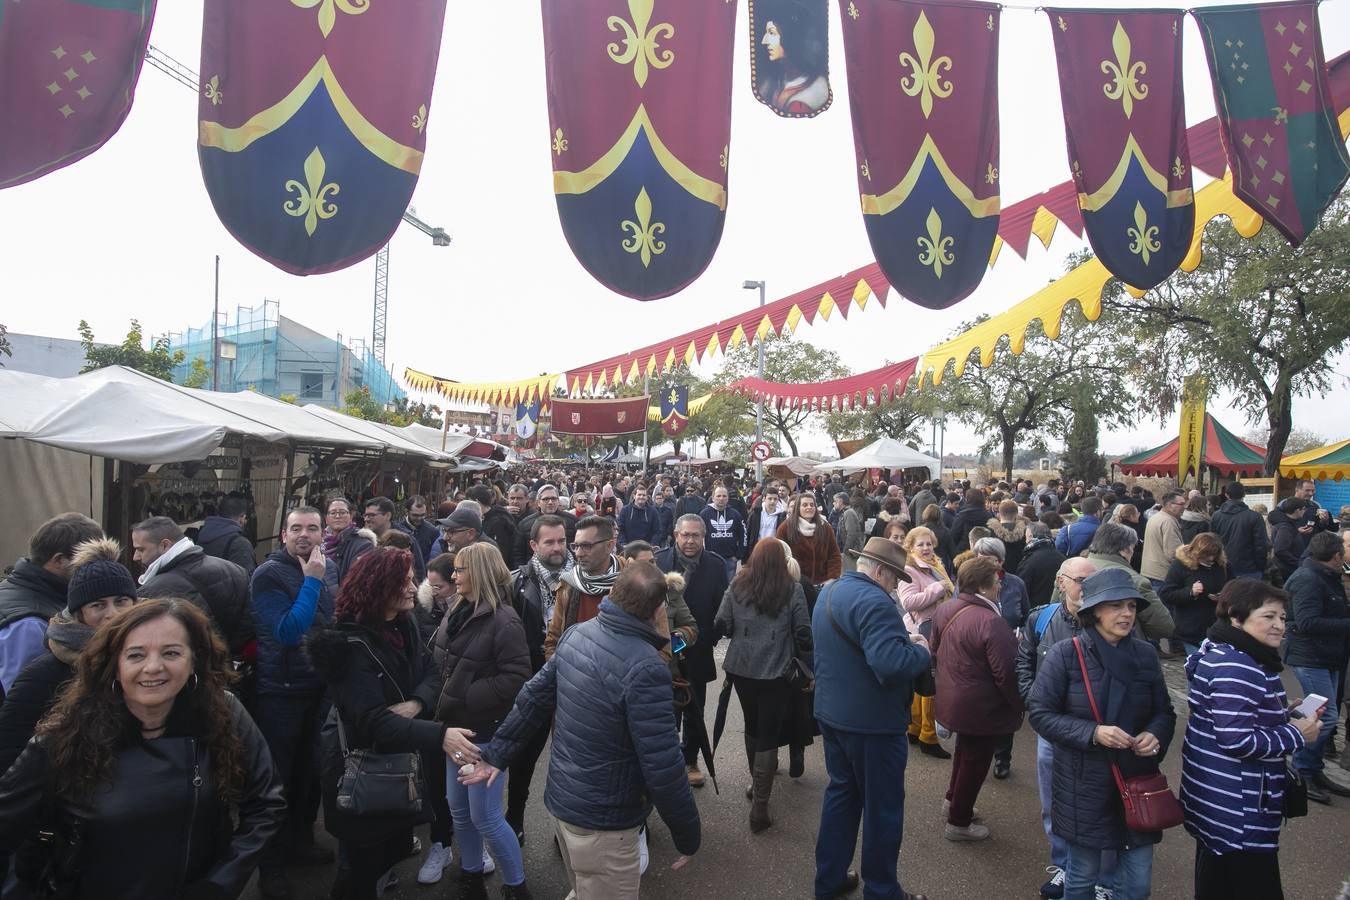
[1205,618,1283,672]
[563,555,620,597]
[797,519,817,538]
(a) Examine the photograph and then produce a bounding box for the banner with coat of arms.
[550,396,650,435]
[543,0,736,300]
[838,0,1001,309]
[197,0,448,275]
[514,400,541,442]
[0,0,156,190]
[659,385,690,436]
[1049,9,1194,291]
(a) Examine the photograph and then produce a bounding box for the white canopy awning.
[811,438,940,475]
[763,456,820,476]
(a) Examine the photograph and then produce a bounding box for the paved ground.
[248,655,1350,899]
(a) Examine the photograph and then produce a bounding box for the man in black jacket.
[1210,481,1271,579]
[467,484,519,567]
[393,495,439,562]
[196,494,256,573]
[512,484,578,567]
[951,488,992,555]
[363,497,425,580]
[135,516,253,656]
[1018,522,1068,608]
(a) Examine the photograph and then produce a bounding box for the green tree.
[1061,383,1106,484]
[182,357,211,389]
[78,319,184,380]
[716,332,850,456]
[1103,197,1350,472]
[822,375,935,448]
[343,386,389,421]
[390,397,443,428]
[1245,426,1326,456]
[684,375,754,458]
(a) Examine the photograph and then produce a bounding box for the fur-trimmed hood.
[1174,542,1225,570]
[664,571,685,605]
[986,517,1030,544]
[417,579,436,612]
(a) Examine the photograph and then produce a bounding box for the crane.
[143,44,450,365]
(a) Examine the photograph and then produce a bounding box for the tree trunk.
[1263,373,1294,475]
[776,424,799,457]
[672,438,683,456]
[1002,427,1017,480]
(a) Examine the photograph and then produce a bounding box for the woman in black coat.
[1159,533,1230,655]
[1029,567,1176,900]
[0,599,284,899]
[307,548,479,900]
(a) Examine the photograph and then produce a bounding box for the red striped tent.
[1117,414,1267,478]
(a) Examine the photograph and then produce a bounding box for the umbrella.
[678,656,719,795]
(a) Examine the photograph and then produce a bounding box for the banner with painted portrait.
[750,0,832,118]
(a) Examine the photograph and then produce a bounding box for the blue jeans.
[1038,738,1117,879]
[1066,842,1152,900]
[1291,666,1342,775]
[446,753,525,886]
[1184,642,1202,657]
[1232,570,1264,580]
[815,725,911,900]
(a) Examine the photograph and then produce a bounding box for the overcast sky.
[2,0,1347,457]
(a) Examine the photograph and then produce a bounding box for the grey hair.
[1026,522,1051,541]
[675,513,705,533]
[1088,521,1138,555]
[972,536,1006,562]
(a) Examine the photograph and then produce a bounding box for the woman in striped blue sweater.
[1180,579,1323,900]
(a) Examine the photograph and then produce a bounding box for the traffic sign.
[751,441,772,462]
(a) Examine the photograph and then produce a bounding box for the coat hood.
[1213,499,1249,518]
[196,516,243,546]
[1267,506,1299,528]
[664,571,685,605]
[417,579,436,612]
[1179,510,1210,524]
[986,517,1029,543]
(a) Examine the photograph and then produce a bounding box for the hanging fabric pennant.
[1192,1,1350,245]
[514,400,541,441]
[750,0,832,118]
[838,0,1001,309]
[0,0,156,190]
[198,0,447,276]
[543,0,736,300]
[1048,10,1194,291]
[551,396,651,435]
[660,385,690,436]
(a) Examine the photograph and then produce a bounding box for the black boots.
[457,871,489,900]
[750,749,777,833]
[789,745,805,778]
[501,882,533,900]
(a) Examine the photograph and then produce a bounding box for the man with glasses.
[543,516,621,661]
[364,495,426,580]
[675,480,705,519]
[394,495,439,562]
[513,484,578,566]
[435,505,490,554]
[655,515,730,788]
[1015,557,1108,899]
[1141,491,1186,593]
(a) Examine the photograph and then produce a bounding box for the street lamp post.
[742,279,766,481]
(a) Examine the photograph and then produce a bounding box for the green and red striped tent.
[1117,414,1267,478]
[1280,439,1350,482]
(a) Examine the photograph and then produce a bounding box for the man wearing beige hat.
[812,537,931,900]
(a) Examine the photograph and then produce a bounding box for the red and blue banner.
[1193,1,1350,246]
[197,0,447,275]
[838,0,1000,309]
[543,0,735,301]
[0,0,155,190]
[1049,10,1194,291]
[551,396,651,436]
[660,384,689,436]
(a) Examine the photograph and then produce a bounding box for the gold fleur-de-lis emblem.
[847,2,859,21]
[916,208,955,279]
[985,163,999,184]
[552,127,569,155]
[1126,201,1161,266]
[204,74,223,106]
[1072,159,1083,180]
[620,187,666,268]
[1101,21,1148,118]
[1171,156,1186,178]
[283,147,340,237]
[291,0,370,38]
[606,0,675,88]
[861,159,871,181]
[412,104,428,133]
[1272,105,1289,125]
[986,14,994,31]
[898,11,953,119]
[719,145,728,169]
[1057,16,1068,32]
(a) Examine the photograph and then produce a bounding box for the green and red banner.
[0,0,155,190]
[1049,9,1194,291]
[544,0,736,300]
[839,0,1001,309]
[1193,0,1350,245]
[551,396,651,436]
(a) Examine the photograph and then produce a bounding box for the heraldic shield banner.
[543,0,736,301]
[198,0,448,276]
[839,0,1000,310]
[551,396,650,435]
[0,0,156,190]
[1049,10,1194,291]
[660,384,689,436]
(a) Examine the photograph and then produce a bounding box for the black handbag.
[11,802,83,900]
[1282,759,1308,819]
[333,639,428,818]
[785,656,815,690]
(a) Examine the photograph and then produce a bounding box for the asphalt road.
[249,655,1350,900]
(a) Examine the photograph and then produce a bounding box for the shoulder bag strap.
[1072,637,1130,799]
[823,583,864,656]
[334,636,408,757]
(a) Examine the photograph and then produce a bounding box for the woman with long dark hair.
[308,548,479,900]
[715,539,812,833]
[776,493,842,587]
[0,598,285,899]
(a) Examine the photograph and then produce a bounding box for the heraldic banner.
[749,0,832,119]
[838,0,1000,310]
[660,385,690,436]
[0,0,156,190]
[515,400,541,442]
[198,0,448,276]
[1049,10,1194,291]
[551,396,651,435]
[1193,1,1350,246]
[543,0,736,301]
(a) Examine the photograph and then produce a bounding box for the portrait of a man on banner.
[752,0,833,118]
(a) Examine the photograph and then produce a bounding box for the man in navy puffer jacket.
[465,563,699,896]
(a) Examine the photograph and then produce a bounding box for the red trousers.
[944,732,1007,827]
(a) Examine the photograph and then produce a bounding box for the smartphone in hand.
[670,632,687,654]
[1292,693,1329,719]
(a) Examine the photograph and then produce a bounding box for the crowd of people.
[0,466,1345,899]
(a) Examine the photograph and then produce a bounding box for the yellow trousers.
[908,693,936,744]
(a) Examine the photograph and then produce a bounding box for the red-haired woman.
[307,548,479,900]
[715,539,813,834]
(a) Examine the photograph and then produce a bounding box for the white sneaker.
[1094,887,1113,900]
[416,841,453,885]
[638,826,650,876]
[481,846,496,875]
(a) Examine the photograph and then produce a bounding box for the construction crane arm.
[401,211,451,246]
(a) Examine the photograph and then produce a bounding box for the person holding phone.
[1180,580,1323,898]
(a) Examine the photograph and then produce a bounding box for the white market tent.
[763,456,820,476]
[811,437,940,475]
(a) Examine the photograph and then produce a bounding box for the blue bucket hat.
[1078,567,1149,613]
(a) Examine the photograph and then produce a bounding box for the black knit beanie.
[66,538,137,613]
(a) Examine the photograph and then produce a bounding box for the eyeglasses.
[452,566,468,574]
[570,540,607,552]
[1059,574,1088,585]
[327,509,351,517]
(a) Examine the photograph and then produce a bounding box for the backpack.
[1034,603,1061,639]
